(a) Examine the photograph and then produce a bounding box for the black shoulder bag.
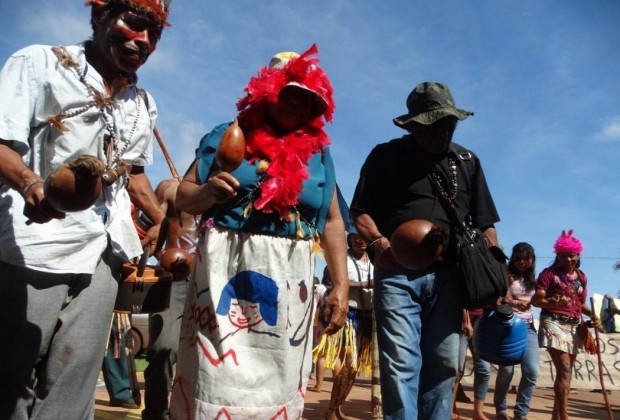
[429,156,508,310]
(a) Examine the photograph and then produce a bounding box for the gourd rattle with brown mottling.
[44,155,104,212]
[215,119,246,172]
[390,219,448,270]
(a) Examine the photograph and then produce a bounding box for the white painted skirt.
[170,227,316,419]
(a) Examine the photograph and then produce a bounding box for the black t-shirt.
[350,135,500,238]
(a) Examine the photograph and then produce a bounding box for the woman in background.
[531,230,599,420]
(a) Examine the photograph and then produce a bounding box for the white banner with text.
[461,332,620,390]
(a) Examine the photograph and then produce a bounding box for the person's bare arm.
[531,288,567,309]
[319,191,349,335]
[127,165,165,252]
[0,139,65,223]
[582,302,601,329]
[155,178,179,218]
[480,225,498,247]
[175,159,239,216]
[351,210,397,269]
[463,309,474,338]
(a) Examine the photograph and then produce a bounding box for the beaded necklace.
[49,46,141,183]
[429,157,458,207]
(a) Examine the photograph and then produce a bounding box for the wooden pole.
[153,126,182,181]
[590,297,614,420]
[371,309,382,418]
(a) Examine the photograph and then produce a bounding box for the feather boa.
[243,120,330,219]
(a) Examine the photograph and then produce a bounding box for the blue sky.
[1,0,620,298]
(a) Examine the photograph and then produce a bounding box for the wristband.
[22,178,45,196]
[369,236,386,248]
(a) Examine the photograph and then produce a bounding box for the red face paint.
[103,10,161,72]
[89,5,164,79]
[111,11,159,54]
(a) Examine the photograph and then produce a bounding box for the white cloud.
[593,116,620,142]
[601,117,620,139]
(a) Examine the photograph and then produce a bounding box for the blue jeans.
[471,330,491,401]
[375,264,461,420]
[494,324,539,417]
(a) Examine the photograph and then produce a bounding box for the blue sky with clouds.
[1,0,620,299]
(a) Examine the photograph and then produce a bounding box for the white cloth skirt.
[170,227,316,419]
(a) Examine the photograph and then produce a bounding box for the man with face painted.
[0,1,171,418]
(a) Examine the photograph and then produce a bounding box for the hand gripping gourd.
[44,155,104,212]
[389,219,448,270]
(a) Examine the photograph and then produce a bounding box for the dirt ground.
[94,371,620,419]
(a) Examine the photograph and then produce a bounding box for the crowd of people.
[0,1,607,420]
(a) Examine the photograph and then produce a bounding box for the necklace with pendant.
[49,46,141,185]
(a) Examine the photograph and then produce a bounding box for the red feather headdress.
[235,44,335,220]
[86,0,170,27]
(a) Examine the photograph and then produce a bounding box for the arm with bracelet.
[0,139,65,224]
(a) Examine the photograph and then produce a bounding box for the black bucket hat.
[393,82,473,128]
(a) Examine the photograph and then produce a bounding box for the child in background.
[494,242,539,420]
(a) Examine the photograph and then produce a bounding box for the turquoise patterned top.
[196,122,336,238]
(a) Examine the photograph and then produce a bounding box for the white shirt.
[509,275,535,324]
[0,44,156,274]
[347,252,373,309]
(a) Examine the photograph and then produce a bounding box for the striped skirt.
[538,313,580,354]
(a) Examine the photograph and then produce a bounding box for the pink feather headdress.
[553,229,584,254]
